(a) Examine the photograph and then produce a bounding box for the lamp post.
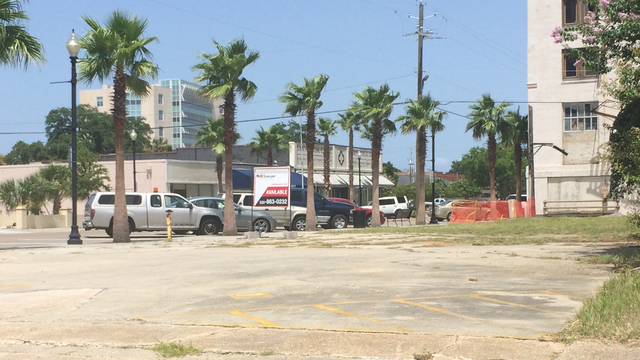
[357,151,362,206]
[66,30,82,245]
[130,129,137,192]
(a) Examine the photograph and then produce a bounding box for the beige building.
[80,79,223,149]
[527,0,621,215]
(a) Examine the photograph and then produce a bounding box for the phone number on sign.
[261,198,288,205]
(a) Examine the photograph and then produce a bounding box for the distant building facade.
[79,79,223,149]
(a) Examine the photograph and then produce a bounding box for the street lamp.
[66,30,82,245]
[130,129,137,192]
[357,151,362,206]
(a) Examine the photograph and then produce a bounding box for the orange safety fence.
[450,199,536,223]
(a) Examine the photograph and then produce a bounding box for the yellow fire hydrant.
[166,209,173,242]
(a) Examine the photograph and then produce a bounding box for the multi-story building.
[527,0,620,214]
[79,79,223,148]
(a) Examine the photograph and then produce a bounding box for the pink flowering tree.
[555,0,640,105]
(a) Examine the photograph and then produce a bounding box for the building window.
[159,110,163,121]
[563,0,595,25]
[219,105,224,115]
[97,96,103,107]
[564,103,598,132]
[158,127,164,137]
[563,48,597,80]
[158,94,163,104]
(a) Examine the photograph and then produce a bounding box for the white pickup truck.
[425,198,447,209]
[361,196,411,216]
[83,192,224,236]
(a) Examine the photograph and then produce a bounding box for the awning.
[303,173,394,187]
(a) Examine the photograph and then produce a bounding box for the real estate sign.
[253,167,290,207]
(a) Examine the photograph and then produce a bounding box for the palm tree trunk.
[53,197,61,215]
[323,134,330,197]
[267,149,273,166]
[348,128,354,202]
[415,126,426,225]
[216,154,223,194]
[371,118,382,227]
[112,66,130,243]
[306,113,317,231]
[514,143,522,201]
[487,132,497,203]
[223,92,237,236]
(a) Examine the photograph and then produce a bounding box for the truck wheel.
[331,214,348,229]
[292,216,306,231]
[105,218,134,237]
[366,215,372,227]
[199,218,220,235]
[253,218,271,233]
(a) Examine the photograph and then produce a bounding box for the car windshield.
[441,200,453,206]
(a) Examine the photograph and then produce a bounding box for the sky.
[0,0,527,173]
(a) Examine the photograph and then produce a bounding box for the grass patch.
[342,216,640,245]
[413,352,434,360]
[150,342,201,358]
[260,350,276,356]
[560,271,640,343]
[580,249,640,271]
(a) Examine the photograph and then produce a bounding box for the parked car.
[290,188,354,230]
[189,196,277,233]
[328,197,385,226]
[361,195,411,216]
[83,192,223,237]
[428,200,455,221]
[228,192,309,231]
[425,197,447,209]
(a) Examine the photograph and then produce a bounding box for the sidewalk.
[1,322,638,359]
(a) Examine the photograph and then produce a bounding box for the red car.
[328,198,385,226]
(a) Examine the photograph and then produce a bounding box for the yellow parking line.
[468,294,556,313]
[0,282,29,290]
[177,322,405,333]
[228,310,280,326]
[541,290,584,299]
[394,299,479,321]
[314,304,412,333]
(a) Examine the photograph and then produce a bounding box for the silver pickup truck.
[83,192,224,236]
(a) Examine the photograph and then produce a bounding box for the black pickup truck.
[290,188,353,229]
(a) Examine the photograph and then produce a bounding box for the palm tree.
[79,11,159,243]
[196,118,241,190]
[353,84,399,226]
[501,108,528,201]
[336,108,362,202]
[145,137,173,153]
[0,0,45,69]
[317,118,337,197]
[193,39,259,236]
[38,164,71,215]
[248,125,288,166]
[279,74,329,231]
[466,94,511,202]
[396,94,446,225]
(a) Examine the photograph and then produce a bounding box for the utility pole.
[407,2,439,225]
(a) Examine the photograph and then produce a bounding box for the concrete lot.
[0,228,638,359]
